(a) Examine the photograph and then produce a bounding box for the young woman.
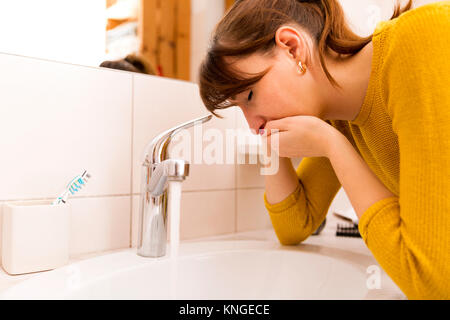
[198,0,450,299]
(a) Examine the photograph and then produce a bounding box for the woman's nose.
[241,111,265,134]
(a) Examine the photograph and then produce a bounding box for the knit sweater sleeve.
[358,3,450,299]
[263,156,341,245]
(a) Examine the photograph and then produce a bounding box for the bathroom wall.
[0,51,348,263]
[0,53,133,260]
[0,0,439,263]
[129,73,237,245]
[0,51,241,262]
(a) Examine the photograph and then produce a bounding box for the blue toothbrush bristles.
[53,170,91,205]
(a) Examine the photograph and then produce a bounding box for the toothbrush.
[53,170,91,205]
[333,207,359,224]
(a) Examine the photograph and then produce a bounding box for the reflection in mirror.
[138,0,191,80]
[99,53,156,75]
[0,0,230,82]
[0,1,438,82]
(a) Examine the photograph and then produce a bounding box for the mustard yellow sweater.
[263,2,450,300]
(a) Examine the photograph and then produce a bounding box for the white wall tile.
[0,203,3,265]
[235,107,265,189]
[132,74,207,195]
[236,157,349,233]
[180,190,236,239]
[131,196,140,248]
[327,187,354,215]
[236,186,351,234]
[236,156,302,190]
[179,190,235,240]
[131,189,235,246]
[236,163,265,189]
[0,53,132,201]
[236,188,272,232]
[132,73,237,193]
[69,196,131,256]
[182,107,237,191]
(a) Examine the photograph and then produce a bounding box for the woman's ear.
[275,26,307,63]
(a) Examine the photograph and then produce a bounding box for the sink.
[0,240,370,299]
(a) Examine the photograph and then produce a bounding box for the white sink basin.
[0,240,370,299]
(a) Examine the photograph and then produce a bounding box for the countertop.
[0,213,406,299]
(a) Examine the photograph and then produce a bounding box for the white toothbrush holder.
[1,200,70,275]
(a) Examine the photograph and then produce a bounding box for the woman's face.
[228,47,325,134]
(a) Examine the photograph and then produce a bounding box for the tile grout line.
[235,174,238,233]
[129,74,135,248]
[0,194,135,203]
[234,110,238,233]
[133,186,266,194]
[0,187,267,204]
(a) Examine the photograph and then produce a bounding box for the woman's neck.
[319,42,374,121]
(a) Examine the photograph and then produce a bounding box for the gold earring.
[298,60,306,74]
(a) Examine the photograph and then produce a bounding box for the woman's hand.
[262,115,340,158]
[261,115,396,219]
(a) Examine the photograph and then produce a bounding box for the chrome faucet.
[137,114,213,257]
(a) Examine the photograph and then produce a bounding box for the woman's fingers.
[263,118,291,136]
[263,131,282,156]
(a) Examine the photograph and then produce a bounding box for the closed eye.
[247,90,253,101]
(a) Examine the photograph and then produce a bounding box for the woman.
[198,0,450,299]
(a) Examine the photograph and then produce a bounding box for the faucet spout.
[137,114,212,257]
[148,159,189,197]
[142,114,213,165]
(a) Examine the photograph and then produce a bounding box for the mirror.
[0,0,436,82]
[0,0,229,82]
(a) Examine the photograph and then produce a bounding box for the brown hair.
[100,53,156,75]
[199,0,413,118]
